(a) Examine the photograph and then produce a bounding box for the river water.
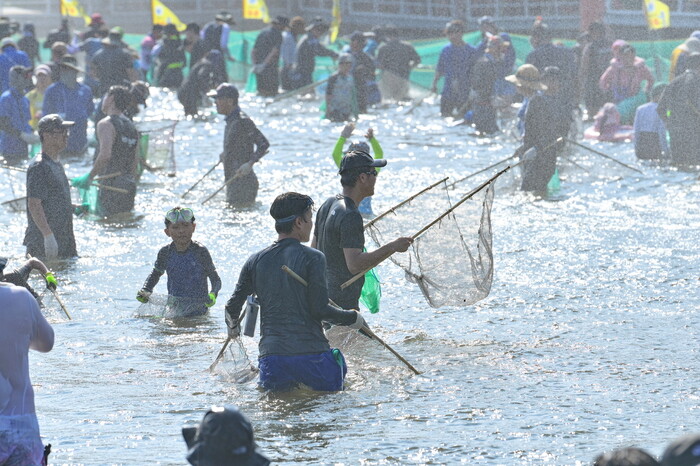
[2,88,699,465]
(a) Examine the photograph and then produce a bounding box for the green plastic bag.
[547,168,560,194]
[359,266,381,314]
[137,133,149,177]
[245,70,257,93]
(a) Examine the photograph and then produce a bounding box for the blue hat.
[207,83,239,100]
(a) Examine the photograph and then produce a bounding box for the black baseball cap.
[661,434,700,466]
[206,83,239,100]
[182,406,270,466]
[338,150,387,174]
[38,114,74,134]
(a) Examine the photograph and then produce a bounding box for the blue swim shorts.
[258,349,347,391]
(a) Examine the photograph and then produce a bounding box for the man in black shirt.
[292,17,338,89]
[376,25,421,102]
[91,32,137,96]
[225,192,365,391]
[208,83,270,206]
[24,114,77,260]
[347,31,377,113]
[312,151,412,310]
[251,16,288,97]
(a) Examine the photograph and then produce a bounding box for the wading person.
[24,114,77,260]
[72,85,139,216]
[208,83,269,206]
[325,53,357,122]
[137,207,221,316]
[42,55,94,158]
[656,52,700,166]
[251,16,288,97]
[292,17,338,89]
[431,20,479,118]
[376,24,421,102]
[520,66,569,192]
[0,66,36,164]
[312,151,412,310]
[225,192,366,391]
[0,274,54,466]
[178,50,225,117]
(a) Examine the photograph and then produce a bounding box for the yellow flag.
[330,0,341,43]
[645,0,670,30]
[243,0,270,23]
[60,0,90,27]
[151,0,186,32]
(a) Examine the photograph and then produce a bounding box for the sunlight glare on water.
[1,86,699,464]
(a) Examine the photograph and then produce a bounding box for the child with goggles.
[137,207,221,316]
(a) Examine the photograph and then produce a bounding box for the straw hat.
[505,64,547,91]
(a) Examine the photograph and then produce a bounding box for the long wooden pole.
[0,164,26,173]
[266,76,331,105]
[364,177,449,230]
[181,160,221,198]
[200,169,245,205]
[281,265,421,375]
[341,165,511,290]
[564,138,644,175]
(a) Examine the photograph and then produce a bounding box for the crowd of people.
[2,9,700,464]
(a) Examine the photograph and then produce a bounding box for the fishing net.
[136,120,178,175]
[1,166,26,212]
[366,176,499,308]
[215,337,259,384]
[136,293,209,318]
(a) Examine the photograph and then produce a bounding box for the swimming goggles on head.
[275,198,314,224]
[165,207,194,224]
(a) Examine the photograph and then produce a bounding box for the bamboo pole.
[281,265,421,375]
[341,166,511,290]
[564,138,644,175]
[364,177,449,230]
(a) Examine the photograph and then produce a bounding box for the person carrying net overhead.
[331,122,383,215]
[225,192,366,391]
[312,151,412,312]
[137,207,221,317]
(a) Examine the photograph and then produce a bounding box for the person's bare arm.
[27,198,52,237]
[29,296,54,353]
[91,118,116,178]
[343,237,413,275]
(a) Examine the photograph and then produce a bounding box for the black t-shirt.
[313,195,365,309]
[252,26,283,65]
[91,46,133,94]
[23,154,77,258]
[377,39,421,79]
[225,238,356,358]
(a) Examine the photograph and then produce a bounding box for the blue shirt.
[436,43,478,100]
[634,101,668,153]
[142,241,221,301]
[42,82,94,153]
[0,46,31,93]
[0,88,31,156]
